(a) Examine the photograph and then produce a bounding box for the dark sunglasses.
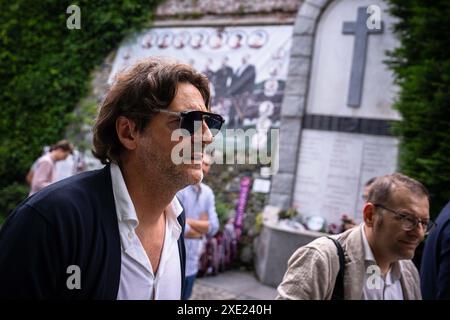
[157,109,224,136]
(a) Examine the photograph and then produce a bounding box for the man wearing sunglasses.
[0,57,224,299]
[277,173,432,300]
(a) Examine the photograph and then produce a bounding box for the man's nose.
[409,222,426,239]
[200,120,213,145]
[191,120,213,146]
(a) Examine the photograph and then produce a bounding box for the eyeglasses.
[373,203,436,234]
[157,109,224,136]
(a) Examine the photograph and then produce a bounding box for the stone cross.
[342,6,384,108]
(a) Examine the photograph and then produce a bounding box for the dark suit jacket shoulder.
[421,201,450,299]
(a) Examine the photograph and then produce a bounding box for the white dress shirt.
[361,226,404,300]
[110,163,182,300]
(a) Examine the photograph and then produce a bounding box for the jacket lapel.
[99,164,122,299]
[342,225,366,299]
[177,207,186,300]
[399,261,415,300]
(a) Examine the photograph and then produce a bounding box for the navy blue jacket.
[0,165,186,299]
[421,201,450,299]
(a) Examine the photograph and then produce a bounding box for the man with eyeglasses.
[277,173,432,300]
[0,57,224,299]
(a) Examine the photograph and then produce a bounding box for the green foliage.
[387,0,450,218]
[278,207,298,220]
[0,0,164,217]
[215,198,234,227]
[0,183,29,218]
[66,95,99,151]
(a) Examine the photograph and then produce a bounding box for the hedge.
[387,0,450,218]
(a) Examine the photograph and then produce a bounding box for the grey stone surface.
[298,1,322,20]
[277,140,300,173]
[271,117,303,198]
[293,16,316,35]
[287,56,311,77]
[190,270,278,300]
[284,75,308,96]
[156,0,303,16]
[305,0,330,9]
[290,34,314,57]
[280,95,305,117]
[270,173,294,195]
[279,117,303,144]
[268,193,291,208]
[191,282,238,300]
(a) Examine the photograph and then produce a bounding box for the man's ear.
[116,116,138,151]
[363,203,376,227]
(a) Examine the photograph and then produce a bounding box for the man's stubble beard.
[138,139,197,192]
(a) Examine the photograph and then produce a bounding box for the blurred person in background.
[29,140,74,196]
[26,145,50,186]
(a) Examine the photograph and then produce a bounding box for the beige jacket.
[276,225,421,300]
